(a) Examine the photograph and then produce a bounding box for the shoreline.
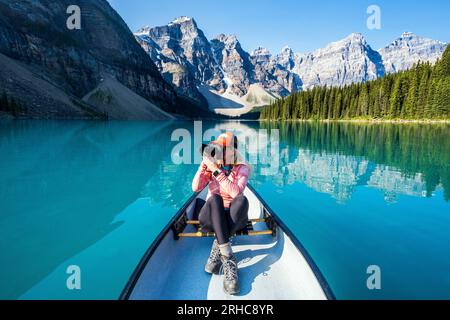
[2,117,450,124]
[257,119,450,124]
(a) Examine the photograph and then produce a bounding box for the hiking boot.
[220,254,240,295]
[205,239,222,274]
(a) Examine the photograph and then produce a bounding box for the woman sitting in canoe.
[192,132,250,295]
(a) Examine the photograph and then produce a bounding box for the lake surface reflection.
[0,120,449,299]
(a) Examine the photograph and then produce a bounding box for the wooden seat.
[177,218,273,238]
[186,218,267,225]
[177,230,273,238]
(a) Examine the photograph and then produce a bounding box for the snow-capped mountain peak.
[274,46,296,70]
[281,45,293,54]
[293,32,383,89]
[379,32,447,73]
[210,33,253,96]
[134,17,225,104]
[214,34,239,48]
[168,16,193,26]
[344,32,366,43]
[328,33,370,50]
[401,31,415,39]
[134,25,151,36]
[251,47,271,57]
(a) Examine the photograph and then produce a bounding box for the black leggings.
[199,194,249,245]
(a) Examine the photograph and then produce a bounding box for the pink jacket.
[192,163,250,208]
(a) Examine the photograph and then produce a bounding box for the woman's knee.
[205,194,224,217]
[200,195,223,228]
[232,195,249,209]
[230,195,249,223]
[207,194,224,207]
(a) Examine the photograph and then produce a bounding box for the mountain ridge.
[135,17,448,116]
[0,5,447,120]
[0,1,212,119]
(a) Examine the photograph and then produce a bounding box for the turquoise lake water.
[0,120,449,300]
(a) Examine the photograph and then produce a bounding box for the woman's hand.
[203,155,219,173]
[199,161,208,172]
[193,160,213,192]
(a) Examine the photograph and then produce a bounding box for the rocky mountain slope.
[0,0,208,119]
[136,17,447,116]
[379,32,447,74]
[135,17,298,115]
[293,33,385,89]
[135,17,224,106]
[287,32,446,90]
[210,34,253,97]
[250,46,302,96]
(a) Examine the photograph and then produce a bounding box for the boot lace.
[208,240,221,263]
[220,256,238,282]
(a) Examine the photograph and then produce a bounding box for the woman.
[192,132,250,295]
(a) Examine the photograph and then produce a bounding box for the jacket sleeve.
[215,165,249,198]
[192,162,212,192]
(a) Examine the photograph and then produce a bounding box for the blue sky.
[108,0,449,54]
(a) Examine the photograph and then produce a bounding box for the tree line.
[259,121,450,202]
[260,46,450,120]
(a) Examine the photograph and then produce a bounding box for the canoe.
[120,185,335,300]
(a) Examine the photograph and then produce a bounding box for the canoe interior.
[123,187,332,300]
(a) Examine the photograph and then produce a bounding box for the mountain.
[261,45,450,121]
[210,34,253,97]
[273,46,298,71]
[251,47,302,96]
[0,3,445,120]
[293,33,385,90]
[135,18,298,116]
[136,17,447,116]
[379,32,448,74]
[290,32,447,90]
[135,17,224,106]
[0,0,209,119]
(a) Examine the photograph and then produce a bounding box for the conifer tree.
[260,47,449,121]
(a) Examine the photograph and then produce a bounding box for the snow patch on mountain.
[379,32,448,73]
[168,16,192,26]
